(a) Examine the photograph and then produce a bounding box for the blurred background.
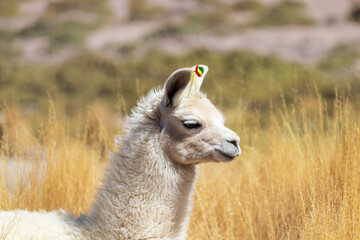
[1,0,360,124]
[2,2,360,239]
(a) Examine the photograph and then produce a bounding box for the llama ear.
[161,65,209,109]
[161,68,192,108]
[181,64,208,97]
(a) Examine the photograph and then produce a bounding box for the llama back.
[0,210,83,240]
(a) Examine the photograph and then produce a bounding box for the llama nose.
[227,140,238,148]
[226,136,241,156]
[226,134,240,146]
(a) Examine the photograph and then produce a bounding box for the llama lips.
[215,149,239,162]
[214,140,241,161]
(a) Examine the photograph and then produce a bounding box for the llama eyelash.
[182,120,202,129]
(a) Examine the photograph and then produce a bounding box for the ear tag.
[185,65,208,96]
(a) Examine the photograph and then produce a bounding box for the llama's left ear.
[161,68,192,108]
[161,65,209,109]
[181,65,208,97]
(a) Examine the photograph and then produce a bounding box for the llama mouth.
[215,149,236,162]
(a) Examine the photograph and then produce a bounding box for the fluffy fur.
[0,210,83,240]
[0,67,241,240]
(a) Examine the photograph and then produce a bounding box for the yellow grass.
[1,95,360,239]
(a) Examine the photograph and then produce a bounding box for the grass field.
[1,49,360,239]
[2,50,359,120]
[189,96,360,239]
[1,0,360,238]
[1,86,359,239]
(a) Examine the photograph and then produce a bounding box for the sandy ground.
[86,20,161,51]
[0,0,47,31]
[85,0,360,65]
[148,24,360,65]
[14,37,79,64]
[302,0,352,23]
[1,0,359,65]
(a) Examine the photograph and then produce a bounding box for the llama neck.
[80,123,199,240]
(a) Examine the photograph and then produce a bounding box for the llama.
[0,65,241,240]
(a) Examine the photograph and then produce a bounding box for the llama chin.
[0,65,241,240]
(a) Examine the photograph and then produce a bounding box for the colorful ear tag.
[184,64,208,96]
[195,65,205,77]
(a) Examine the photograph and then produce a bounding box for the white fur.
[0,67,240,240]
[181,65,208,97]
[0,210,83,240]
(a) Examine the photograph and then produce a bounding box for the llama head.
[159,65,241,165]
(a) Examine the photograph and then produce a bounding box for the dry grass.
[0,103,109,216]
[1,94,360,239]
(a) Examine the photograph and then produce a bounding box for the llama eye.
[182,120,201,129]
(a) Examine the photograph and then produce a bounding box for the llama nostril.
[227,140,238,148]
